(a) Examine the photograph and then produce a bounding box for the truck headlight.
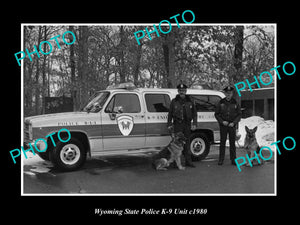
[34,138,47,152]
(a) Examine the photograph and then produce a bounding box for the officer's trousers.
[219,124,236,162]
[173,120,193,164]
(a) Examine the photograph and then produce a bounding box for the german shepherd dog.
[244,126,264,166]
[152,132,186,170]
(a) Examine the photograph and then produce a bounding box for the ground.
[23,145,275,195]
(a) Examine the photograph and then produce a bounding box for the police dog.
[152,132,186,170]
[244,126,264,166]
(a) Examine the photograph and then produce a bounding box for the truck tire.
[37,151,50,161]
[190,132,210,161]
[50,137,86,171]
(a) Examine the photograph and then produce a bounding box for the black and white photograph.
[4,4,298,221]
[20,23,276,195]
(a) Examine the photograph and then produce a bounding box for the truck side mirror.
[109,106,123,120]
[109,113,116,120]
[93,102,102,111]
[113,106,124,113]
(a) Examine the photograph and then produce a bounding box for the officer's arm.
[192,100,197,126]
[214,101,223,124]
[167,100,174,127]
[233,103,242,125]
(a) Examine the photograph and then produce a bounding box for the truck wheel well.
[193,129,214,143]
[46,131,91,156]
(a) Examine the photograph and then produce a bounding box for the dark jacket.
[214,98,242,125]
[167,95,197,127]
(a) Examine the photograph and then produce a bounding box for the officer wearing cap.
[167,82,197,167]
[214,85,242,165]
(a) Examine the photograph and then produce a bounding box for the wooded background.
[23,25,274,116]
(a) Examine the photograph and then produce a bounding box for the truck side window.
[105,93,141,113]
[145,94,171,112]
[191,95,221,112]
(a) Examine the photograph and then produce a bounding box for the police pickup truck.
[24,83,225,171]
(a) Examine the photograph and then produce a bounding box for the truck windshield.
[82,91,110,113]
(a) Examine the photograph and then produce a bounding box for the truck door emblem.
[117,115,134,136]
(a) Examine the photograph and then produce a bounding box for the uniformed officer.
[167,82,197,167]
[214,86,242,165]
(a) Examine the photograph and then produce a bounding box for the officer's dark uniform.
[214,86,242,165]
[167,83,197,167]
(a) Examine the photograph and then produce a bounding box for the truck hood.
[24,112,100,127]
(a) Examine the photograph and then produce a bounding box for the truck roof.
[105,87,224,96]
[140,88,223,95]
[102,82,225,96]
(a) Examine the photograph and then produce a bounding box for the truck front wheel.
[50,137,86,171]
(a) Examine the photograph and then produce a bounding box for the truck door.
[144,92,172,147]
[101,92,146,150]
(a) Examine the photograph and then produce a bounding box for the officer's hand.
[191,124,196,131]
[168,126,174,132]
[228,122,235,127]
[222,121,229,126]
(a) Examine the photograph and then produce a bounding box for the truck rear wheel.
[190,132,210,161]
[50,137,86,171]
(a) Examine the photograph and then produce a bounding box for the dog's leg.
[249,150,260,166]
[154,158,169,170]
[174,155,185,170]
[167,156,175,167]
[249,151,258,166]
[256,147,264,165]
[245,150,251,166]
[260,156,265,165]
[157,166,168,171]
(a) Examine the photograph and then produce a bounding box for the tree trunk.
[24,26,33,115]
[119,26,126,83]
[162,32,175,88]
[233,26,244,83]
[132,26,143,86]
[35,26,42,115]
[69,25,76,111]
[133,44,142,86]
[41,26,49,114]
[77,26,89,110]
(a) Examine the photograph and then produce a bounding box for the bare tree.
[77,26,89,110]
